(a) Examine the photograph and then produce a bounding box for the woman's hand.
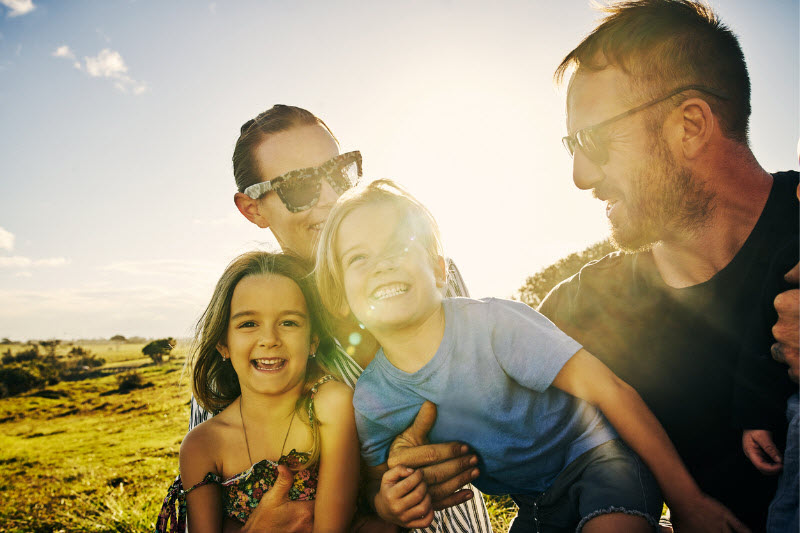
[240,465,314,533]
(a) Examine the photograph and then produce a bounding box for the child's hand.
[742,429,783,474]
[373,465,434,529]
[387,401,478,509]
[670,494,750,533]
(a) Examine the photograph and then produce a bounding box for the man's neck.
[652,156,773,288]
[372,304,446,374]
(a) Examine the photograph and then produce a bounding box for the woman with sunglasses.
[188,105,490,532]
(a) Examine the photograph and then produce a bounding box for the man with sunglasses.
[539,1,798,530]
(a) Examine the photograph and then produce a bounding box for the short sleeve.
[487,298,582,392]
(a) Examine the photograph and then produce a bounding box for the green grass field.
[0,343,517,533]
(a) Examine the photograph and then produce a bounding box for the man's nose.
[572,149,604,191]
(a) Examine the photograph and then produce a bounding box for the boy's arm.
[311,381,360,533]
[552,348,750,533]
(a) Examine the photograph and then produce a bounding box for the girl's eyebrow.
[230,309,308,320]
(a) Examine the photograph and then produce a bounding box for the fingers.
[784,262,799,285]
[425,463,480,501]
[378,467,434,528]
[773,290,800,344]
[388,441,470,470]
[726,513,751,533]
[420,453,478,485]
[432,487,475,511]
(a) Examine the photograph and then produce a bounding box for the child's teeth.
[373,284,408,300]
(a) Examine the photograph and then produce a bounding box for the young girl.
[157,251,359,533]
[315,180,748,533]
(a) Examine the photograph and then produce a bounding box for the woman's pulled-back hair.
[555,0,750,144]
[232,105,338,194]
[315,179,445,318]
[191,251,340,468]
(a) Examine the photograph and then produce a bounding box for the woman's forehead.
[252,124,339,181]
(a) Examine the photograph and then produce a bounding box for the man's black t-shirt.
[540,171,799,530]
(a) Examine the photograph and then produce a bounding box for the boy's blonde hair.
[315,179,445,316]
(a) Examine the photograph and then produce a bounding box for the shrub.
[13,346,39,362]
[117,371,143,391]
[0,366,46,397]
[516,239,616,308]
[142,338,175,365]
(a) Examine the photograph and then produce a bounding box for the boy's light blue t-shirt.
[353,297,618,495]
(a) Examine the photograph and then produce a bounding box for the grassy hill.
[0,343,517,532]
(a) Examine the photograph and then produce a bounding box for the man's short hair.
[555,0,750,143]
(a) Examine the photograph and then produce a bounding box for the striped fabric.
[187,259,492,532]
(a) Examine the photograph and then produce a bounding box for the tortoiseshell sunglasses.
[243,151,362,213]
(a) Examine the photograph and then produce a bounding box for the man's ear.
[676,97,715,160]
[216,342,229,360]
[234,192,271,229]
[434,255,447,289]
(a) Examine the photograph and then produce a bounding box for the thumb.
[264,464,294,502]
[407,401,437,445]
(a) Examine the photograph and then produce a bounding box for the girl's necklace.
[239,396,296,466]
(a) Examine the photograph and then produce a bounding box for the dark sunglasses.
[562,85,729,165]
[243,151,362,213]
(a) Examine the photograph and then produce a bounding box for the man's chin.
[609,223,656,253]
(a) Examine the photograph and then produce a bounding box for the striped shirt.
[188,259,492,532]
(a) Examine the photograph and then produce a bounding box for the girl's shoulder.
[180,403,239,466]
[309,377,353,425]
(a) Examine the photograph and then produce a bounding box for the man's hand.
[240,465,313,533]
[386,401,479,510]
[772,262,799,382]
[742,429,783,474]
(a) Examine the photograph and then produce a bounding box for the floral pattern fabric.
[222,449,318,523]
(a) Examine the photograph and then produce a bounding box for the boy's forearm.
[598,378,702,508]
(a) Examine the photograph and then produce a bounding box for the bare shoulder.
[180,403,239,483]
[312,379,354,425]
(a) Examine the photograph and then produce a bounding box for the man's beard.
[610,135,715,252]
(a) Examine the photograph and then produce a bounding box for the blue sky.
[0,0,797,340]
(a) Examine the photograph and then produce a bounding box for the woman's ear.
[216,343,230,360]
[309,334,320,356]
[234,192,271,229]
[434,256,447,289]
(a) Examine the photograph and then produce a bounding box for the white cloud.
[0,0,35,17]
[0,226,13,251]
[52,45,75,60]
[56,47,149,95]
[99,259,216,277]
[0,256,69,268]
[0,256,29,267]
[209,2,216,14]
[85,48,127,78]
[14,271,32,278]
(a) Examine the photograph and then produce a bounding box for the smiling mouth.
[251,358,286,371]
[371,283,409,300]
